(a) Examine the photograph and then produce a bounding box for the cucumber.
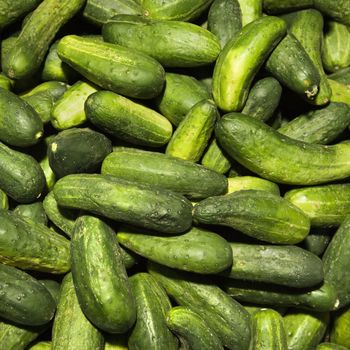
[236,0,262,26]
[57,35,165,99]
[117,225,232,274]
[14,202,48,225]
[221,243,323,288]
[53,174,193,234]
[242,77,282,122]
[128,273,178,350]
[39,279,61,304]
[193,190,310,244]
[323,215,350,309]
[265,34,320,100]
[317,343,350,350]
[40,154,56,192]
[28,341,51,350]
[314,0,350,26]
[331,305,350,348]
[278,102,350,144]
[201,139,231,174]
[51,81,98,130]
[0,263,56,326]
[21,81,68,124]
[52,273,104,350]
[86,91,172,147]
[263,0,313,14]
[154,72,210,126]
[0,88,43,147]
[102,15,221,67]
[2,0,85,80]
[329,67,350,85]
[227,176,280,195]
[301,228,331,256]
[207,0,242,48]
[104,334,128,350]
[0,189,8,210]
[0,142,45,203]
[0,209,70,273]
[215,113,350,185]
[212,16,286,112]
[71,215,136,333]
[0,74,14,91]
[328,79,350,106]
[166,306,223,350]
[322,21,350,73]
[166,99,218,162]
[251,309,288,350]
[148,262,251,350]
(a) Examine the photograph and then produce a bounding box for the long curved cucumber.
[331,305,350,348]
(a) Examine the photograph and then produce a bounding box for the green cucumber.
[2,0,85,80]
[329,67,350,85]
[166,306,223,350]
[265,34,320,100]
[39,279,61,304]
[103,15,221,67]
[328,79,350,106]
[28,341,51,350]
[331,305,350,348]
[215,113,350,185]
[102,147,227,199]
[154,72,210,126]
[236,0,262,26]
[104,334,128,349]
[0,74,14,91]
[53,174,193,234]
[227,176,280,195]
[0,189,8,210]
[263,0,313,14]
[117,225,232,274]
[0,263,55,326]
[251,309,288,350]
[193,190,310,244]
[148,262,251,350]
[0,88,43,147]
[71,215,136,333]
[57,35,165,99]
[128,273,178,350]
[314,0,350,26]
[0,209,70,273]
[52,273,104,350]
[51,81,98,130]
[317,343,350,350]
[322,21,350,73]
[166,99,218,162]
[301,228,331,256]
[201,139,231,174]
[221,243,323,288]
[86,90,172,147]
[14,202,48,225]
[212,16,286,112]
[39,152,56,192]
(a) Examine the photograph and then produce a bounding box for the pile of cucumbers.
[1,0,350,349]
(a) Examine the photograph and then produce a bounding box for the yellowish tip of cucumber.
[35,131,43,140]
[305,85,319,99]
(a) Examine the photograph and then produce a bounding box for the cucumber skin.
[328,79,350,106]
[236,0,262,26]
[28,341,51,350]
[53,174,193,234]
[314,0,350,26]
[57,35,165,99]
[212,16,286,112]
[227,176,280,195]
[201,139,231,175]
[0,264,56,326]
[166,306,223,350]
[14,202,48,226]
[0,189,8,210]
[331,305,350,348]
[128,273,178,350]
[39,280,61,305]
[193,190,310,244]
[215,113,350,185]
[263,0,313,14]
[71,215,136,333]
[317,343,350,350]
[329,67,350,85]
[301,228,331,256]
[52,273,104,350]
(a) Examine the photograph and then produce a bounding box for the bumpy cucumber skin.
[57,35,165,99]
[128,273,178,350]
[317,343,350,350]
[236,0,262,26]
[329,67,350,85]
[331,305,350,348]
[301,228,331,256]
[52,273,104,350]
[263,0,313,14]
[0,189,8,210]
[314,0,350,26]
[227,176,280,195]
[14,202,48,226]
[212,16,286,112]
[166,306,223,350]
[328,79,350,106]
[102,147,228,199]
[216,113,350,185]
[53,174,193,234]
[201,139,231,175]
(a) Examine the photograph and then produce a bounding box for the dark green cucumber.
[101,147,228,199]
[212,16,286,112]
[39,279,61,305]
[227,176,280,195]
[0,142,45,203]
[236,0,262,26]
[263,0,313,14]
[0,264,55,326]
[14,202,48,225]
[329,67,350,85]
[52,273,104,350]
[317,343,350,350]
[2,0,85,79]
[57,35,165,99]
[284,311,329,350]
[117,225,232,274]
[154,72,210,126]
[148,262,251,350]
[0,189,8,210]
[278,102,350,144]
[71,215,136,333]
[314,0,350,26]
[53,174,193,234]
[301,228,331,256]
[0,88,43,147]
[265,34,320,100]
[252,309,288,350]
[86,91,172,147]
[193,190,310,244]
[331,305,350,348]
[128,273,178,350]
[166,306,223,350]
[328,79,350,106]
[0,209,70,273]
[28,341,51,350]
[215,113,350,185]
[201,139,231,174]
[166,99,218,162]
[221,243,323,288]
[323,215,350,309]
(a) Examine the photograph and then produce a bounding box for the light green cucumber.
[40,155,56,192]
[331,305,350,348]
[236,0,262,26]
[0,74,14,91]
[28,341,52,350]
[317,343,350,350]
[328,79,350,106]
[201,139,231,174]
[14,202,47,226]
[227,176,280,195]
[0,189,8,210]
